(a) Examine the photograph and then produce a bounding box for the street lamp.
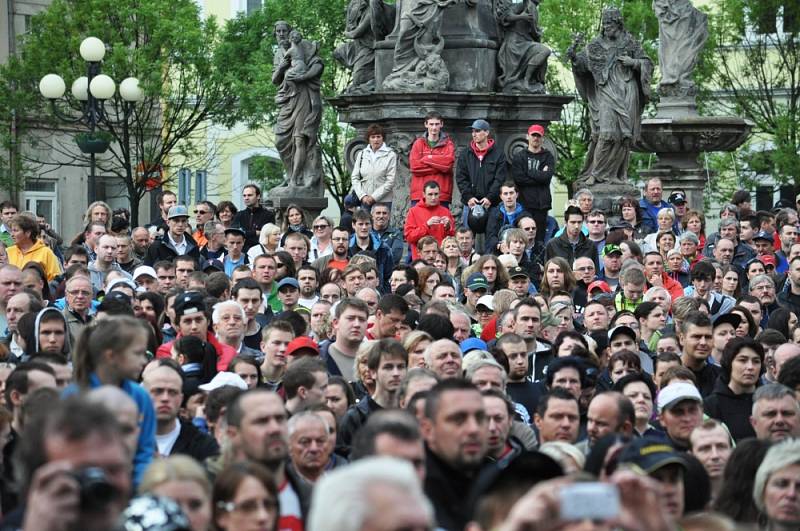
[38,36,143,203]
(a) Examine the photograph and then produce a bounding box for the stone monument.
[267,21,328,220]
[634,0,752,211]
[329,0,572,227]
[567,8,653,208]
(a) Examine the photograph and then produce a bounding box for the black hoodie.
[703,377,756,442]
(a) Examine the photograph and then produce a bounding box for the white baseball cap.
[198,371,248,392]
[133,265,158,281]
[657,382,702,413]
[476,295,494,310]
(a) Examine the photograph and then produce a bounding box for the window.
[22,180,58,232]
[246,0,262,14]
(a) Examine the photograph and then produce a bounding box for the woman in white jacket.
[351,123,397,209]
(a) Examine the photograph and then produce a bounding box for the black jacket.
[171,419,220,461]
[484,205,532,255]
[233,205,275,251]
[511,148,555,211]
[688,362,722,399]
[703,378,757,442]
[544,231,599,270]
[455,142,507,206]
[424,445,495,531]
[337,396,381,452]
[144,233,201,266]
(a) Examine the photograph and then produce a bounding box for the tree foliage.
[702,0,800,189]
[216,0,352,210]
[0,0,256,224]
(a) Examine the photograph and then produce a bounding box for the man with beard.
[225,388,311,527]
[131,226,151,260]
[313,227,350,273]
[339,338,408,449]
[296,265,319,308]
[422,379,490,531]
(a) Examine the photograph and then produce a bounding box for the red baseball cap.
[528,124,545,136]
[587,280,612,294]
[285,336,320,358]
[758,254,777,267]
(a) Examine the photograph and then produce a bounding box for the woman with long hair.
[216,201,238,230]
[325,375,356,421]
[719,264,742,299]
[83,200,112,232]
[730,305,757,338]
[618,196,648,241]
[441,236,462,286]
[463,254,510,293]
[273,250,296,282]
[539,257,576,299]
[213,462,280,531]
[67,315,156,485]
[279,204,313,247]
[634,301,667,353]
[416,266,442,304]
[403,330,433,369]
[766,307,798,344]
[228,356,263,390]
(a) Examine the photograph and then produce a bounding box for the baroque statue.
[334,0,395,93]
[653,0,708,97]
[381,0,475,91]
[272,22,325,194]
[568,8,653,186]
[495,0,550,94]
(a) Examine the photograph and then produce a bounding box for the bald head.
[424,339,462,379]
[774,343,800,380]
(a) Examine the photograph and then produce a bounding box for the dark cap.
[508,266,529,279]
[753,230,774,242]
[608,325,637,342]
[174,291,206,321]
[466,272,489,291]
[618,438,687,475]
[668,192,687,205]
[468,119,490,131]
[713,312,741,330]
[224,227,246,238]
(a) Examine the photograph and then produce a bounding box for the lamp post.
[38,36,143,203]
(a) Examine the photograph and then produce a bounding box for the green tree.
[216,0,352,210]
[0,0,259,225]
[702,0,800,189]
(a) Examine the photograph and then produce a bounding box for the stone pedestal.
[638,167,709,213]
[328,92,573,227]
[589,183,640,215]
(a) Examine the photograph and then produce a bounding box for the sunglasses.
[313,224,329,230]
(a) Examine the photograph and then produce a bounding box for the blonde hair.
[139,455,211,495]
[259,223,281,247]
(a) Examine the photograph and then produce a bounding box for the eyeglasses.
[587,220,605,224]
[67,289,92,297]
[313,224,329,230]
[194,210,209,215]
[218,497,278,514]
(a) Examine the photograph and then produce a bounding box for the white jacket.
[351,143,397,203]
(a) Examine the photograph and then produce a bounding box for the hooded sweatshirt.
[28,307,71,359]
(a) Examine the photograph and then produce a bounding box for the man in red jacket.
[404,181,456,260]
[409,111,456,206]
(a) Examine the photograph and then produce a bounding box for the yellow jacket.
[8,239,62,281]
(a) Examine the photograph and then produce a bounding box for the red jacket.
[404,202,456,260]
[156,331,237,372]
[654,272,685,304]
[409,134,456,202]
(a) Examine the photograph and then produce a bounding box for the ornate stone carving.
[495,0,550,94]
[568,8,653,186]
[334,0,395,94]
[653,0,708,98]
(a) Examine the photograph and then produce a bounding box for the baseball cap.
[602,244,623,257]
[466,272,489,291]
[758,254,777,267]
[168,205,190,219]
[713,312,742,330]
[469,119,490,131]
[668,192,687,205]
[461,337,488,354]
[657,382,702,413]
[106,278,137,293]
[587,280,611,294]
[203,259,224,273]
[753,230,774,242]
[476,295,494,311]
[199,371,248,392]
[277,277,300,291]
[619,438,687,475]
[224,227,246,237]
[174,291,206,321]
[610,220,634,231]
[508,266,529,279]
[527,124,545,136]
[133,265,157,281]
[285,336,320,358]
[608,325,636,342]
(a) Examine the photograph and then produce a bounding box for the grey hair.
[211,300,246,324]
[308,457,434,531]
[287,411,329,438]
[464,358,508,388]
[752,438,800,511]
[679,232,700,245]
[657,207,675,221]
[749,274,775,290]
[423,339,461,368]
[575,189,594,200]
[752,383,798,416]
[718,217,738,231]
[643,286,672,307]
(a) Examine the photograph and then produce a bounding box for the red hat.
[758,254,777,267]
[527,124,545,136]
[587,280,612,294]
[285,336,320,358]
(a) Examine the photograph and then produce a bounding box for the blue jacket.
[639,198,677,234]
[63,373,156,487]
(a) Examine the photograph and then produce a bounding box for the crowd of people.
[0,113,798,531]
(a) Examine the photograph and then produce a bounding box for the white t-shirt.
[155,419,181,457]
